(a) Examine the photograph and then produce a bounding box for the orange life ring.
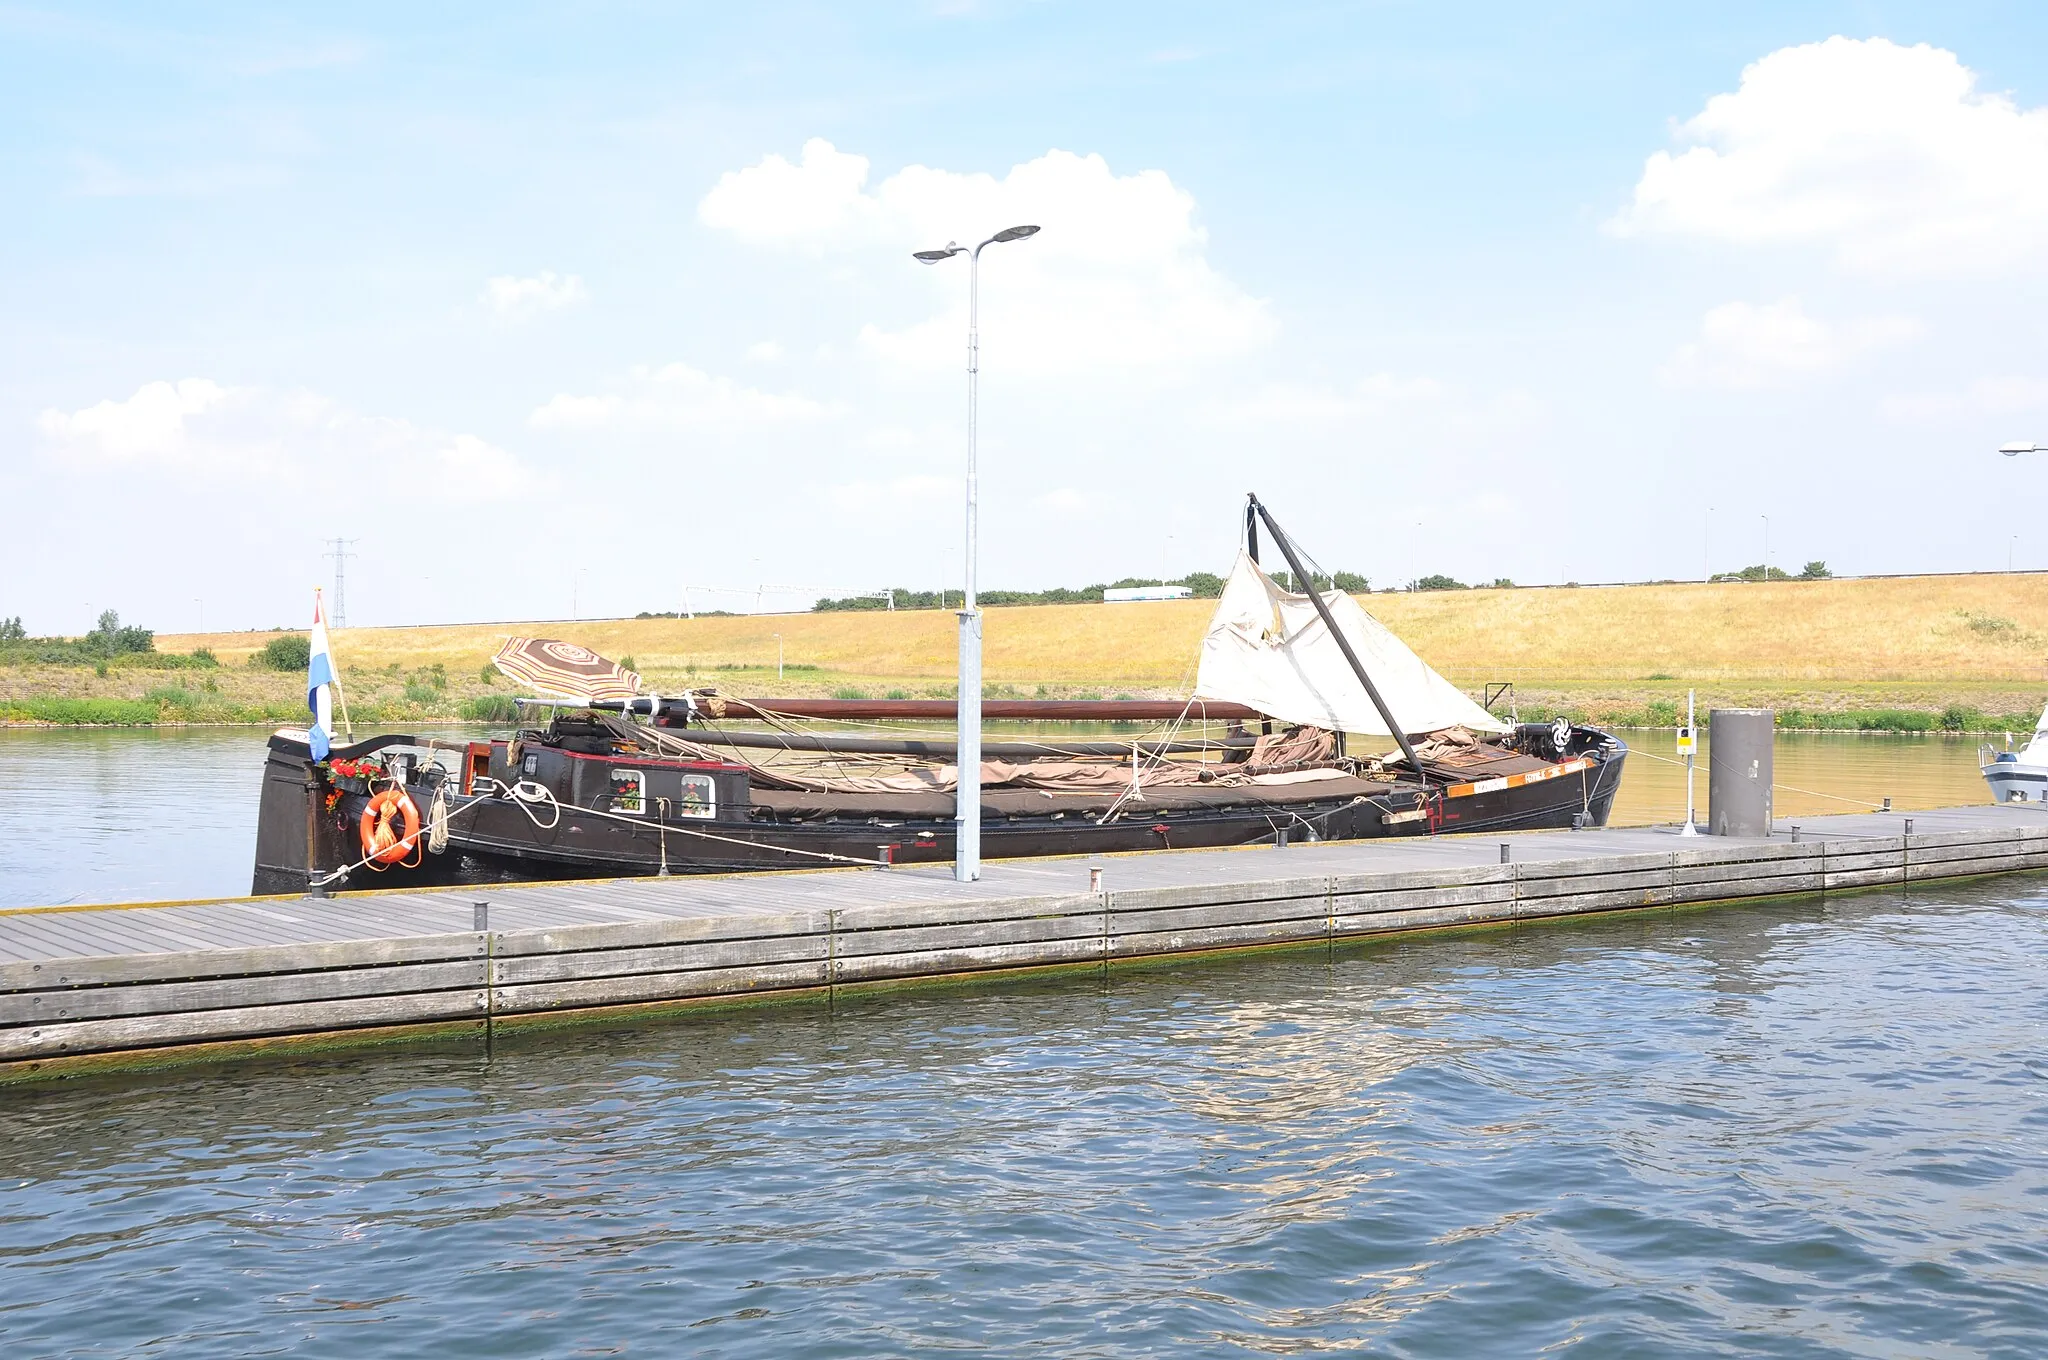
[359,788,422,866]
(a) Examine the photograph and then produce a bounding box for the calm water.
[0,727,2002,909]
[4,881,2045,1355]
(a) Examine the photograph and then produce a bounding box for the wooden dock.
[5,805,2044,1082]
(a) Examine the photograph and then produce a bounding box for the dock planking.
[4,805,2046,1081]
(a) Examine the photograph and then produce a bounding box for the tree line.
[811,568,1373,612]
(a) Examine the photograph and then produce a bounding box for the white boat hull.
[1983,756,2048,803]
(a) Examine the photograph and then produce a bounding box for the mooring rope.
[1625,745,1888,809]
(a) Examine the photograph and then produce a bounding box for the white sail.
[1193,552,1508,736]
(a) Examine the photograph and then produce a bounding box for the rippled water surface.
[5,881,2045,1356]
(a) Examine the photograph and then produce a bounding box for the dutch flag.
[308,590,336,760]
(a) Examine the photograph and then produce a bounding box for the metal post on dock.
[1679,690,1699,837]
[474,900,494,1049]
[1708,708,1774,836]
[913,223,1041,884]
[1500,843,1511,863]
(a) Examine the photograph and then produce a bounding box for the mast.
[1247,494,1429,781]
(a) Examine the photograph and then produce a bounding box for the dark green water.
[5,881,2044,1356]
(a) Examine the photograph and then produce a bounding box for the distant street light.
[2001,442,2048,456]
[1761,514,1771,582]
[914,222,1041,884]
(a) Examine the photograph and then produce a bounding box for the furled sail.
[1193,552,1507,736]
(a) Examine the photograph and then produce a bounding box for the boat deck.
[5,804,2043,1081]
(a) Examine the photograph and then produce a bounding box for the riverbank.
[7,571,2044,730]
[4,660,2044,733]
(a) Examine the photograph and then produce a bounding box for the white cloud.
[528,361,845,432]
[1661,298,1917,389]
[700,139,1274,374]
[1610,37,2048,275]
[481,270,589,318]
[37,379,541,497]
[36,378,234,458]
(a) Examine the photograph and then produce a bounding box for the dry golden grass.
[162,573,2048,691]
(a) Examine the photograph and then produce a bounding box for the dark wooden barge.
[252,706,1626,895]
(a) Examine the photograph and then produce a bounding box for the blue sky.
[5,3,2047,633]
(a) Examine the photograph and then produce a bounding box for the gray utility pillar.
[1708,708,1774,836]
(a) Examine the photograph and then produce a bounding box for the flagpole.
[334,670,354,744]
[328,595,354,742]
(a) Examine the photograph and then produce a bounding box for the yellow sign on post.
[1676,729,1697,755]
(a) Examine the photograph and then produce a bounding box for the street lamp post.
[1761,515,1770,581]
[914,223,1040,882]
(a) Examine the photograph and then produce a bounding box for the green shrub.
[402,681,438,705]
[479,664,498,684]
[832,686,869,700]
[0,697,159,724]
[145,685,199,713]
[257,634,311,671]
[618,655,636,673]
[459,696,522,721]
[1959,611,2026,640]
[113,648,219,671]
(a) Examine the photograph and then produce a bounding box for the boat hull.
[253,729,1628,894]
[1982,755,2048,804]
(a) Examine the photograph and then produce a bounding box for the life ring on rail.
[359,788,422,865]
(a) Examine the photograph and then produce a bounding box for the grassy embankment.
[6,572,2048,730]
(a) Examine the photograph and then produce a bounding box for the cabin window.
[610,769,647,815]
[676,773,716,819]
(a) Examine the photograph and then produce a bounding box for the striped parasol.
[492,637,643,702]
